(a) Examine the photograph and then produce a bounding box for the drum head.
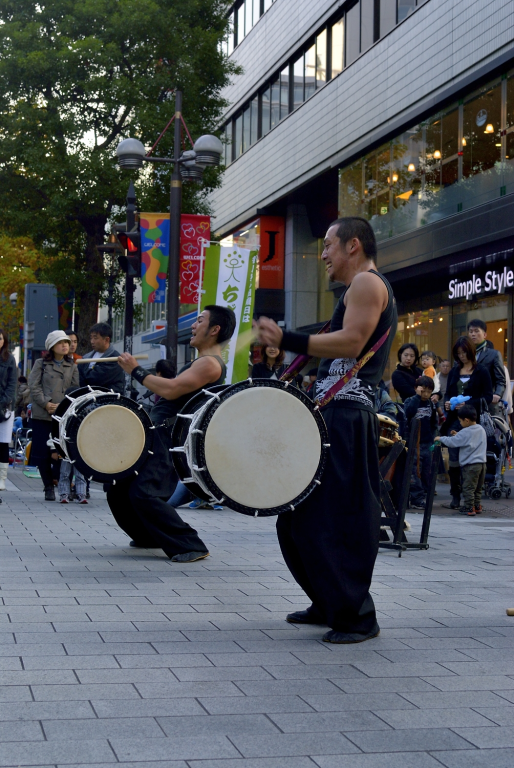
[76,405,146,474]
[199,382,326,514]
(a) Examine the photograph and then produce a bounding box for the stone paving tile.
[43,716,165,741]
[268,710,391,732]
[197,695,315,715]
[110,734,240,761]
[433,749,514,767]
[31,683,141,701]
[346,727,475,752]
[422,675,514,691]
[0,738,116,766]
[375,707,497,728]
[313,755,444,767]
[157,713,280,736]
[231,732,361,757]
[452,726,514,748]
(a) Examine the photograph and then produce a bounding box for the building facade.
[211,0,514,383]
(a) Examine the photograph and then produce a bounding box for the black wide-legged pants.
[106,424,208,557]
[276,403,381,635]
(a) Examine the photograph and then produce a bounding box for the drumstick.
[75,354,149,364]
[279,320,331,382]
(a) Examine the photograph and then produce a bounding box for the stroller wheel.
[506,487,511,499]
[490,488,502,500]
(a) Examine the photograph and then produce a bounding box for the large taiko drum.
[170,378,329,517]
[51,387,153,483]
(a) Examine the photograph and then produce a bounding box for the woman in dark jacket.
[251,345,287,379]
[443,335,493,509]
[0,329,17,491]
[391,343,423,402]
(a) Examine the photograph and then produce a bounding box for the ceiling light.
[495,143,502,147]
[434,150,441,159]
[408,163,416,172]
[439,317,443,321]
[392,173,398,183]
[498,328,503,332]
[485,124,494,133]
[462,137,467,146]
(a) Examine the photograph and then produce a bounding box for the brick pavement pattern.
[0,469,513,768]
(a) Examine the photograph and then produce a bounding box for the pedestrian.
[442,336,493,509]
[420,350,437,379]
[255,216,397,644]
[15,376,31,413]
[0,329,17,491]
[433,359,451,404]
[67,331,82,362]
[58,461,88,505]
[79,323,125,395]
[251,345,287,379]
[467,320,506,413]
[403,375,438,509]
[391,343,422,402]
[304,368,318,399]
[28,331,79,501]
[374,379,399,420]
[435,404,487,516]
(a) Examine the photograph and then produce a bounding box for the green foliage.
[0,0,236,340]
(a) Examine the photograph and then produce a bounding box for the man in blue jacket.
[79,323,125,395]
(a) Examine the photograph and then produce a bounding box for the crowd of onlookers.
[382,318,512,517]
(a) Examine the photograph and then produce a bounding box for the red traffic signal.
[115,226,141,277]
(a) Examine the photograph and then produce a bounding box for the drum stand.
[379,420,441,557]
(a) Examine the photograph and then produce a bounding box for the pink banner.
[180,214,210,305]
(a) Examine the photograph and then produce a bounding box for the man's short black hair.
[67,330,78,339]
[204,305,236,344]
[415,375,435,391]
[89,322,112,341]
[467,319,487,332]
[329,217,377,261]
[155,359,175,379]
[458,404,478,422]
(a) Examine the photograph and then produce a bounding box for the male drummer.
[256,217,397,643]
[110,305,236,562]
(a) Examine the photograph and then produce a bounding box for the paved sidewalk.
[0,469,513,768]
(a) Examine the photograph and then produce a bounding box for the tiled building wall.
[212,0,514,234]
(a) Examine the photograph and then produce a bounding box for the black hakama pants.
[276,403,381,635]
[106,424,208,557]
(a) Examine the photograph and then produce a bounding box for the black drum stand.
[379,420,441,557]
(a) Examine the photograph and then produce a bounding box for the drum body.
[170,379,329,517]
[51,387,153,482]
[377,414,400,447]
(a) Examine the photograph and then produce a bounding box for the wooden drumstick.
[75,354,149,364]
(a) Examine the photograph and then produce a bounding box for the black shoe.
[129,541,160,548]
[410,501,425,510]
[169,551,210,563]
[286,607,326,625]
[442,496,461,510]
[323,623,380,644]
[44,487,55,501]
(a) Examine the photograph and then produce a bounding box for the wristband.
[131,365,149,385]
[280,330,309,355]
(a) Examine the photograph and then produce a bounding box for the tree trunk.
[76,221,106,355]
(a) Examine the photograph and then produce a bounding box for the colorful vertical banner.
[140,213,170,303]
[201,244,258,384]
[258,216,285,289]
[57,290,74,331]
[180,214,210,305]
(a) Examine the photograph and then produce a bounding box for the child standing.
[435,404,486,516]
[58,461,88,504]
[420,351,437,379]
[404,376,438,509]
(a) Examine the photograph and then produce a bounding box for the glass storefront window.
[462,81,502,209]
[339,159,363,217]
[452,295,509,363]
[346,1,360,66]
[505,73,514,195]
[293,55,304,109]
[363,144,391,240]
[390,127,424,235]
[261,88,270,137]
[387,306,450,396]
[317,240,336,323]
[316,30,327,88]
[270,78,280,128]
[305,45,316,99]
[331,19,344,78]
[280,66,289,120]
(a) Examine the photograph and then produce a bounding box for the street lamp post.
[116,95,223,370]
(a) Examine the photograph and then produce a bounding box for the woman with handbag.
[28,331,79,501]
[443,336,493,509]
[0,329,18,491]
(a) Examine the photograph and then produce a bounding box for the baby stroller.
[483,402,512,500]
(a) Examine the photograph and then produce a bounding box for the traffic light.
[113,223,141,277]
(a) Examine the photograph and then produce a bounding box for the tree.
[0,0,236,350]
[0,233,47,341]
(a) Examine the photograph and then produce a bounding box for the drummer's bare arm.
[117,354,221,400]
[256,272,387,359]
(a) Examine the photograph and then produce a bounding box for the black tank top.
[315,270,397,411]
[150,355,227,424]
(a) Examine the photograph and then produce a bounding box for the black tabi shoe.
[129,541,160,548]
[169,551,210,563]
[44,486,55,501]
[286,607,327,625]
[322,623,380,644]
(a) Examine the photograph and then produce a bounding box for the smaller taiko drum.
[377,414,400,448]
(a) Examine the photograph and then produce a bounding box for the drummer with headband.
[256,217,397,644]
[113,305,236,563]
